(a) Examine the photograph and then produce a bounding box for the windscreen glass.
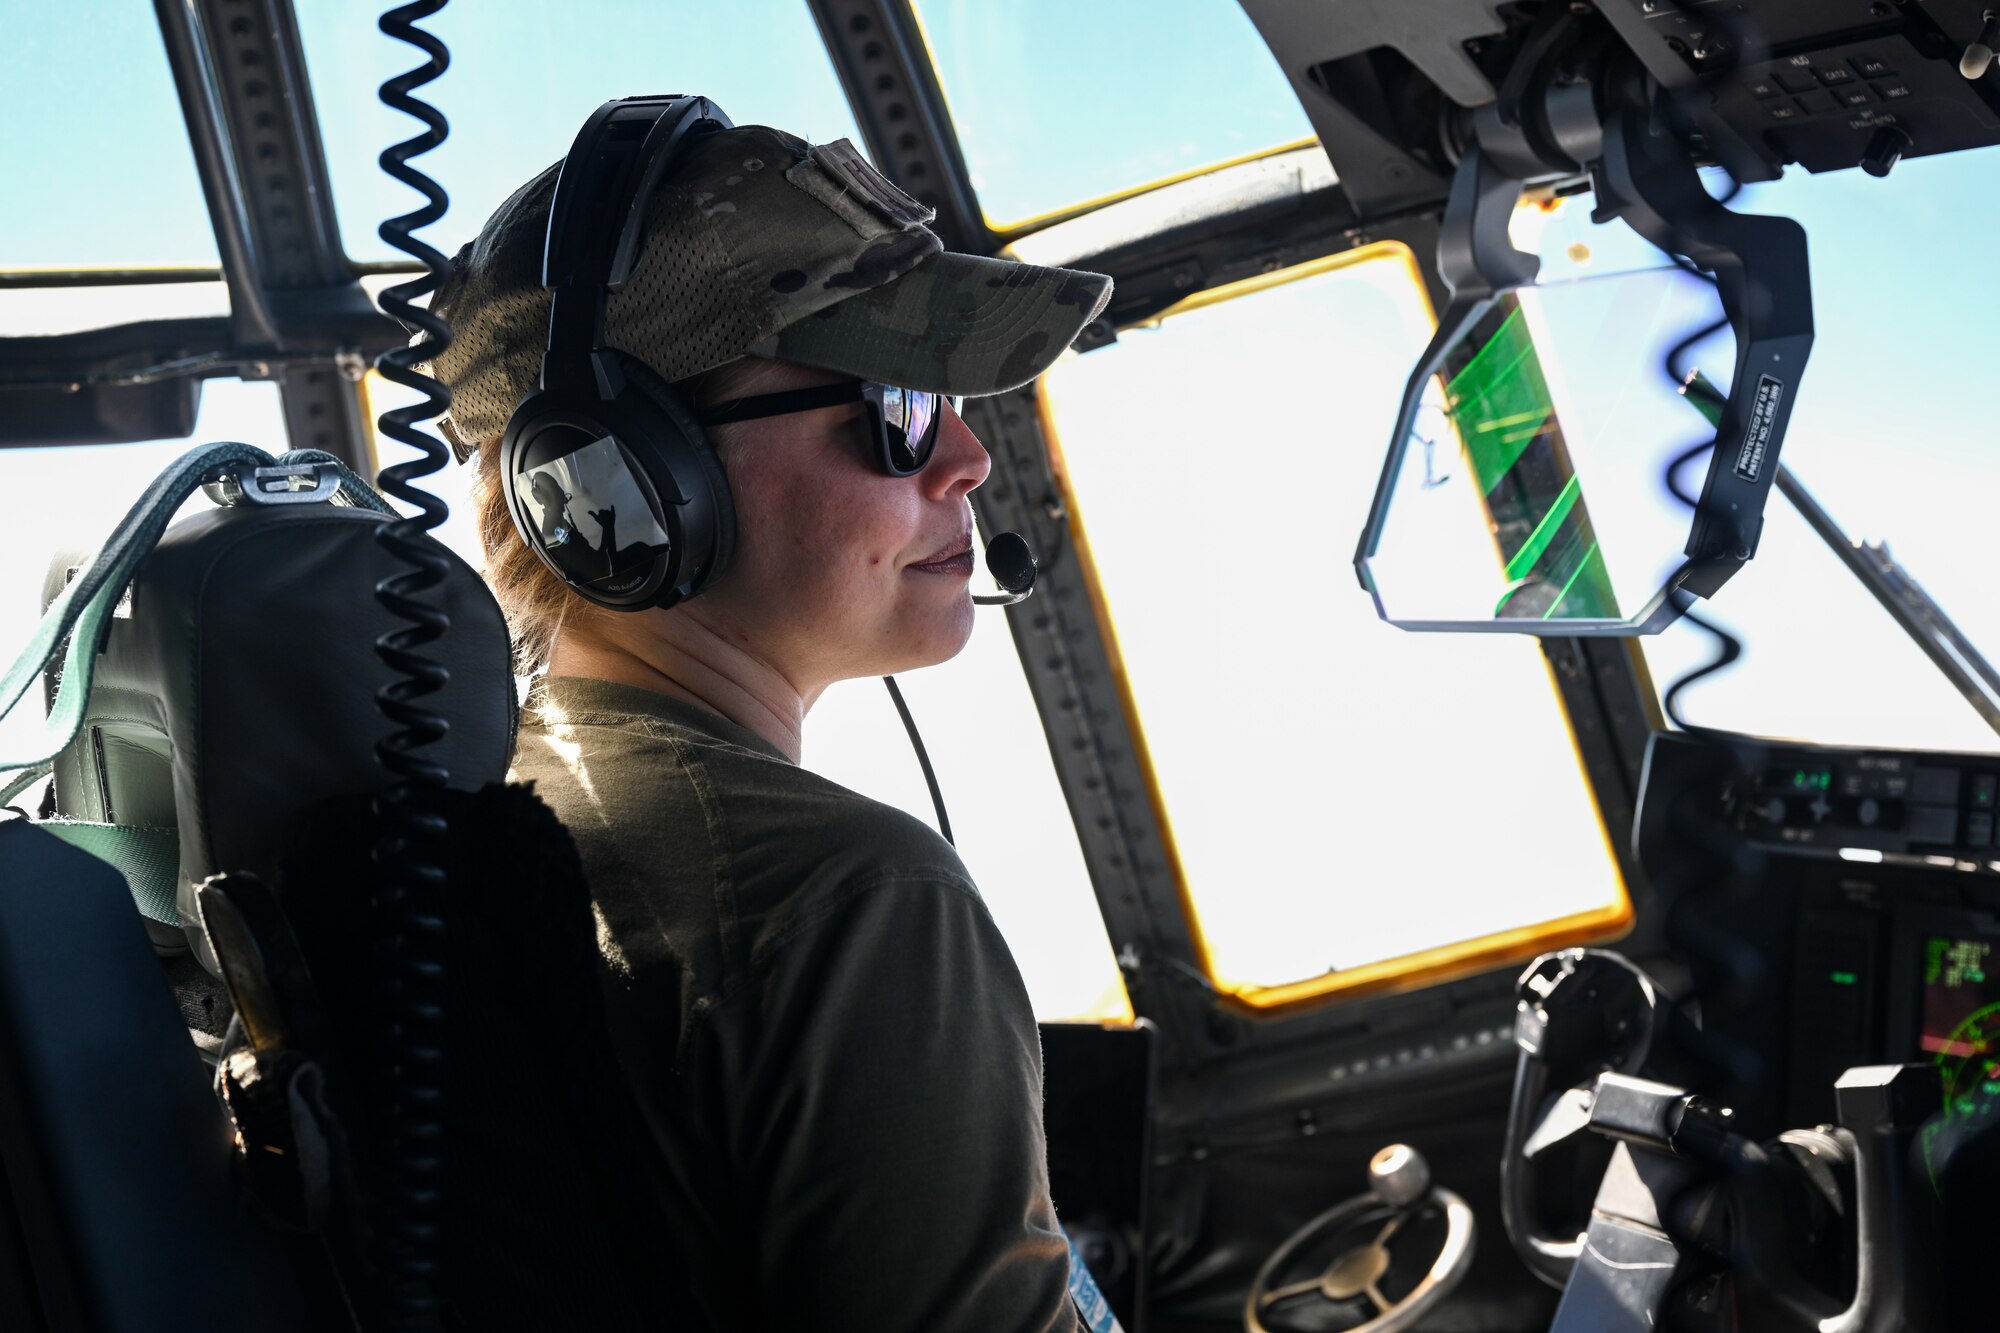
[295,0,864,264]
[1361,264,1733,630]
[1639,145,2000,752]
[1039,246,1628,1001]
[913,0,1314,230]
[0,382,287,778]
[1,1,219,269]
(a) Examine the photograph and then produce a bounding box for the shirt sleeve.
[701,869,1082,1333]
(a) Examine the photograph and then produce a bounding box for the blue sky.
[6,1,2000,1004]
[0,0,1306,266]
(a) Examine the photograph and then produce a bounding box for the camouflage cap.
[429,123,1113,457]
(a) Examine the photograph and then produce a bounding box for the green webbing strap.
[0,443,392,796]
[38,821,182,925]
[0,762,54,809]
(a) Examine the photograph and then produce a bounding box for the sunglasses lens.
[876,384,941,475]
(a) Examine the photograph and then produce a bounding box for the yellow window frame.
[905,2,1321,240]
[1034,240,1635,1016]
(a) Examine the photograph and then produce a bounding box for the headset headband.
[539,94,733,394]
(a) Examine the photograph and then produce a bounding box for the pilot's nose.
[920,403,992,501]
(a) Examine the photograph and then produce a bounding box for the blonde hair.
[469,355,787,674]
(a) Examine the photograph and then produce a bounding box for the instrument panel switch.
[1911,767,1961,805]
[1862,124,1913,178]
[1906,805,1959,844]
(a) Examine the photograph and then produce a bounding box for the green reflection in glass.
[1439,301,1620,621]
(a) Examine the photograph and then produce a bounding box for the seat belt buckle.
[208,462,344,507]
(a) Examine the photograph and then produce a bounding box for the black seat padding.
[274,784,677,1329]
[0,820,333,1331]
[45,501,516,968]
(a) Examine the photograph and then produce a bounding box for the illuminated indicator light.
[1839,847,1885,863]
[1830,971,1858,985]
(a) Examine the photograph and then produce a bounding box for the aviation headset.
[499,94,738,613]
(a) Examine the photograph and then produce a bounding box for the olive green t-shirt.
[511,676,1080,1332]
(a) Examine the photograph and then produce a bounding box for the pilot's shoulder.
[749,765,975,901]
[716,761,995,958]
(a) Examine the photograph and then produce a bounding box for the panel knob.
[1862,125,1912,178]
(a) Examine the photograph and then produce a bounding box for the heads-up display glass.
[1358,264,1737,634]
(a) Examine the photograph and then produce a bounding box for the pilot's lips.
[909,539,975,576]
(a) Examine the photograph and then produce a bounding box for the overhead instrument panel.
[1595,0,2000,179]
[1242,0,2000,221]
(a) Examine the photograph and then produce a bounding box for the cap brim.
[764,251,1112,397]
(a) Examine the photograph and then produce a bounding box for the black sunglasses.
[692,379,960,477]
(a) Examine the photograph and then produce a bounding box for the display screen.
[1921,935,1999,1060]
[1920,933,2000,1195]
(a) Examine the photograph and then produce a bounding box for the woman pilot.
[429,108,1112,1331]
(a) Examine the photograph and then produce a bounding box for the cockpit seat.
[0,817,340,1331]
[38,498,517,978]
[3,487,667,1327]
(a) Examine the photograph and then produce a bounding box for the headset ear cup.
[613,354,737,590]
[499,385,687,610]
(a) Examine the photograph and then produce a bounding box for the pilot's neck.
[547,612,808,764]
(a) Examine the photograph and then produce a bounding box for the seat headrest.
[46,501,516,971]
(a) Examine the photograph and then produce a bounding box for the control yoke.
[1501,948,1691,1287]
[1504,949,1939,1333]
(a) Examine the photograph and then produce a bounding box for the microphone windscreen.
[984,532,1038,594]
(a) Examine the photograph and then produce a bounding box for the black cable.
[370,3,453,1325]
[1658,184,1741,512]
[1626,9,1808,1301]
[1650,155,1752,741]
[883,675,954,846]
[1660,610,1744,735]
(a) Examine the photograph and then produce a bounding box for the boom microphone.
[972,532,1038,606]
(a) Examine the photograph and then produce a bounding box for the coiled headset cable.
[370,2,454,1324]
[1623,12,1789,1282]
